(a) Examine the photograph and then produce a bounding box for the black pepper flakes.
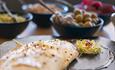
[66,59,69,61]
[33,44,37,47]
[6,56,9,59]
[23,53,26,57]
[51,54,55,57]
[65,51,67,53]
[50,46,53,49]
[70,53,72,56]
[43,62,46,65]
[40,53,43,56]
[57,48,59,50]
[43,45,45,47]
[37,44,39,46]
[55,59,58,62]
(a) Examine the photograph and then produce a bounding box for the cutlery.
[0,0,17,22]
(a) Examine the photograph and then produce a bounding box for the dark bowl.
[51,16,104,38]
[0,11,33,38]
[74,3,115,26]
[31,13,52,28]
[22,0,69,28]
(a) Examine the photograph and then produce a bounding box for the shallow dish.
[51,15,104,38]
[0,11,33,38]
[0,35,114,70]
[22,0,69,28]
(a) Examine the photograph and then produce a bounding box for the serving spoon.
[0,0,17,22]
[37,0,80,26]
[37,0,75,14]
[37,0,56,14]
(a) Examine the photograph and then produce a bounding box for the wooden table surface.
[0,22,114,43]
[0,22,115,70]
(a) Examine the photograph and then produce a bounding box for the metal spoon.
[37,0,65,24]
[37,0,56,14]
[18,0,55,14]
[35,0,77,27]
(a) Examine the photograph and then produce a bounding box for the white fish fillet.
[0,39,78,70]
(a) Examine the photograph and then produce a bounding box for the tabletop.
[0,22,115,70]
[0,21,114,43]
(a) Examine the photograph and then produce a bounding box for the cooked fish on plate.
[0,39,79,70]
[0,36,114,70]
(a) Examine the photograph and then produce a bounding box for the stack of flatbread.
[0,39,78,70]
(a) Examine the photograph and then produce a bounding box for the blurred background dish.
[3,0,114,12]
[0,0,113,39]
[74,0,115,26]
[51,10,104,38]
[0,11,33,38]
[24,3,65,14]
[2,0,114,27]
[22,0,70,28]
[0,12,26,23]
